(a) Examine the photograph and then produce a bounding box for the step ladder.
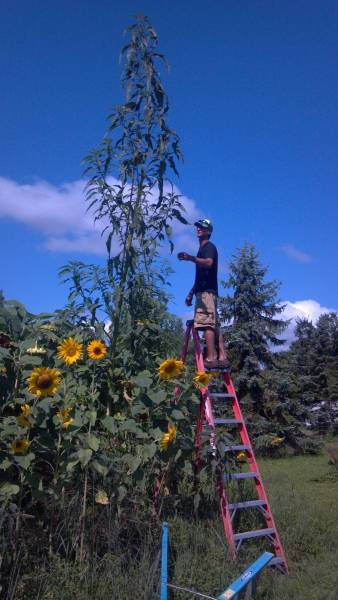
[181,320,288,574]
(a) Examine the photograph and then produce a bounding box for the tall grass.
[7,453,338,599]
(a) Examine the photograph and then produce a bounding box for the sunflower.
[236,451,247,462]
[28,367,61,397]
[194,371,212,389]
[95,490,109,505]
[16,405,31,428]
[87,340,107,361]
[12,439,30,454]
[57,337,83,365]
[271,436,284,447]
[158,358,184,380]
[160,424,177,450]
[56,408,74,429]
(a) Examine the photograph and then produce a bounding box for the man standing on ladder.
[178,218,229,370]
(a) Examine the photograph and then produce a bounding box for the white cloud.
[279,299,335,348]
[279,244,312,263]
[0,176,201,255]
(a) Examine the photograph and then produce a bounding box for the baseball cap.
[194,218,213,232]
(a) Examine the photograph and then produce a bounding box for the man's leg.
[217,329,226,361]
[204,327,217,362]
[216,328,230,368]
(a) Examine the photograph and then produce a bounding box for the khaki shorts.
[194,292,218,330]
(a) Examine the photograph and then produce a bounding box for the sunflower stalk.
[79,466,89,563]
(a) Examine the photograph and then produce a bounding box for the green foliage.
[83,15,187,362]
[8,454,338,600]
[0,17,198,592]
[282,313,338,433]
[219,243,318,453]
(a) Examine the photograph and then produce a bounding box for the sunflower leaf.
[131,370,152,388]
[77,448,93,467]
[87,434,100,452]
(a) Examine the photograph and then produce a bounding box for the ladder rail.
[181,320,288,573]
[222,373,288,570]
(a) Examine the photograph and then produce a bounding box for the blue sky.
[0,0,337,335]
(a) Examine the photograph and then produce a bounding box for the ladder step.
[223,445,251,452]
[233,528,276,541]
[228,499,267,510]
[227,472,260,480]
[214,418,242,425]
[209,393,235,398]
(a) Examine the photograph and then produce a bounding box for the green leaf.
[15,453,35,470]
[140,442,157,460]
[119,420,145,436]
[171,409,185,420]
[86,410,97,426]
[132,370,152,388]
[87,435,100,452]
[118,485,127,501]
[0,458,12,471]
[124,455,141,473]
[91,460,108,476]
[66,459,79,473]
[148,389,167,404]
[0,483,20,497]
[101,416,116,434]
[77,448,93,467]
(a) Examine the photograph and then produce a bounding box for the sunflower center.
[164,363,175,373]
[36,374,52,389]
[93,347,101,355]
[67,346,77,356]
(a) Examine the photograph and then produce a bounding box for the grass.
[11,453,338,599]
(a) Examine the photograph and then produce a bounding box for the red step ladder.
[181,320,288,574]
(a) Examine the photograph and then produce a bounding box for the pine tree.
[289,313,338,433]
[219,243,286,399]
[219,243,316,454]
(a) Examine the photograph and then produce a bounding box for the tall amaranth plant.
[83,16,186,354]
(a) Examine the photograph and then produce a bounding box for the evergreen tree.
[219,243,286,399]
[288,313,338,433]
[289,318,319,407]
[219,243,316,454]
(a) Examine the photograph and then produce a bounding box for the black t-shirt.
[194,241,218,295]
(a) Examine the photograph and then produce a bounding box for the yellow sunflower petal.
[57,337,83,365]
[193,371,212,389]
[16,415,31,428]
[21,403,31,417]
[236,451,247,462]
[87,340,107,361]
[160,433,171,449]
[158,358,184,380]
[56,408,74,428]
[160,424,177,449]
[28,367,61,397]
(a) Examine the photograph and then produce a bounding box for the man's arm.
[178,252,213,268]
[185,285,195,306]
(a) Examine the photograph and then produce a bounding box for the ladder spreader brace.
[181,320,288,574]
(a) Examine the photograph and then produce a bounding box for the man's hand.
[178,252,194,262]
[185,292,193,306]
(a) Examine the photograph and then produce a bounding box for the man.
[178,218,228,370]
